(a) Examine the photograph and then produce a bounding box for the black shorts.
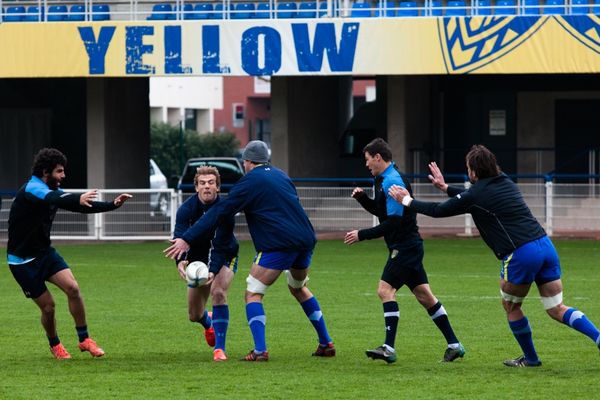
[381,244,428,291]
[8,248,69,299]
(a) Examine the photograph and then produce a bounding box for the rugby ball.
[185,261,209,287]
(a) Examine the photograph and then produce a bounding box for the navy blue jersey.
[355,163,422,250]
[410,173,546,259]
[173,195,238,274]
[182,164,316,253]
[7,176,118,260]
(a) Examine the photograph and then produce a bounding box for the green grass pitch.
[1,238,599,399]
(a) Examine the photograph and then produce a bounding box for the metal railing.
[1,0,597,23]
[2,182,600,242]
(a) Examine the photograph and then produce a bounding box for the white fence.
[1,183,600,241]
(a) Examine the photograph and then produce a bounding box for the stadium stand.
[446,0,467,15]
[192,3,213,19]
[24,5,43,22]
[69,4,85,21]
[496,0,517,14]
[297,1,317,18]
[351,2,372,17]
[544,0,565,13]
[5,6,26,22]
[398,1,419,16]
[276,1,298,18]
[374,1,397,17]
[475,0,492,14]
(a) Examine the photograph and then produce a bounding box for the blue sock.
[75,325,89,343]
[383,301,399,349]
[427,302,459,345]
[198,310,212,330]
[246,302,267,353]
[562,308,600,345]
[509,317,539,363]
[212,304,229,351]
[301,296,332,345]
[48,335,60,347]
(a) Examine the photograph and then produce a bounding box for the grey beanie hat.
[242,140,270,163]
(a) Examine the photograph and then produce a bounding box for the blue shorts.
[8,248,69,299]
[253,250,313,270]
[208,253,238,274]
[500,236,561,285]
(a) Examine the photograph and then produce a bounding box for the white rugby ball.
[185,261,209,287]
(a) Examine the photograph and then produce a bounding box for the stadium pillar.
[86,78,150,189]
[271,76,347,177]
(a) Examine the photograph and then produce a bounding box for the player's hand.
[344,230,360,245]
[177,260,189,281]
[388,185,409,202]
[428,162,448,192]
[351,187,365,199]
[164,238,191,260]
[80,189,99,207]
[114,193,133,207]
[205,272,215,286]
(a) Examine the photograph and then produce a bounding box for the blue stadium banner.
[0,16,598,77]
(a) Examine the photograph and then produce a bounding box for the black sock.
[383,301,399,349]
[427,302,459,345]
[76,325,89,343]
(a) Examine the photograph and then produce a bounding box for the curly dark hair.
[31,148,67,178]
[465,145,501,179]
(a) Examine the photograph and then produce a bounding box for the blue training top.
[182,164,316,252]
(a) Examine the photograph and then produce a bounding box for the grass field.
[1,238,599,399]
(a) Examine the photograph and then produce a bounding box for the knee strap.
[246,275,269,294]
[500,290,525,304]
[286,270,309,289]
[541,292,563,310]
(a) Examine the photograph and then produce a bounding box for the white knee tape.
[246,275,269,294]
[285,270,309,289]
[541,292,563,310]
[500,290,525,304]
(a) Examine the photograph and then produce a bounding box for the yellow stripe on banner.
[503,253,513,281]
[255,252,262,266]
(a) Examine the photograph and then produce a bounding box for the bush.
[150,122,240,187]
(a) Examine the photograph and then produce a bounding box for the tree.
[150,122,240,187]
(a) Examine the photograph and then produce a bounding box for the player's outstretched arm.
[428,162,448,193]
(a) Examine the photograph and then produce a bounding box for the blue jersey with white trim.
[355,163,421,250]
[7,176,117,259]
[173,194,238,274]
[182,164,316,252]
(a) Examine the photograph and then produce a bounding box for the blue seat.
[522,0,539,14]
[277,2,298,18]
[69,4,85,21]
[476,0,491,14]
[148,3,174,20]
[191,3,213,19]
[92,4,110,20]
[350,2,372,17]
[296,1,317,17]
[375,1,396,16]
[594,0,600,14]
[446,0,467,15]
[571,0,589,13]
[318,1,329,16]
[24,5,44,22]
[174,3,193,19]
[430,0,443,15]
[398,1,418,16]
[495,0,516,14]
[543,0,564,13]
[4,6,25,22]
[47,5,68,21]
[213,3,228,19]
[232,2,255,18]
[254,2,271,18]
